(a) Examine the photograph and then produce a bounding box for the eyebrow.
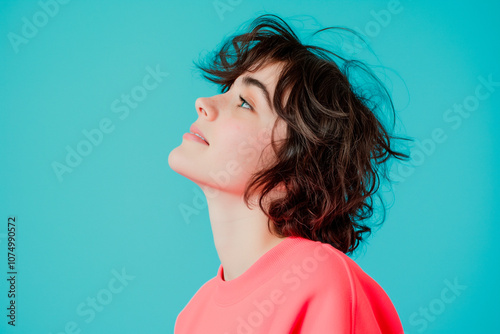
[241,76,273,111]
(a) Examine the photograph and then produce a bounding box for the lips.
[189,124,209,145]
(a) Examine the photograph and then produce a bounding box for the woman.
[169,13,410,334]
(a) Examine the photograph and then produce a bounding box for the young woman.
[169,13,410,334]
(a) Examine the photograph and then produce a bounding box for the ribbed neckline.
[213,235,309,306]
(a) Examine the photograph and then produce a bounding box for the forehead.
[236,61,289,140]
[236,61,292,116]
[236,61,284,95]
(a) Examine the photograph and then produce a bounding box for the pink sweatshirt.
[174,235,404,333]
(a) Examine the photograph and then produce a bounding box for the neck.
[199,184,287,281]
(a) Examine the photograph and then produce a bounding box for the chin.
[168,146,204,184]
[167,145,250,196]
[168,145,188,174]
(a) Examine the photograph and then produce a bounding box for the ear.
[266,182,287,204]
[274,181,287,193]
[250,181,288,209]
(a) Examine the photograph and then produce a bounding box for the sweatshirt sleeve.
[294,247,355,333]
[293,246,403,334]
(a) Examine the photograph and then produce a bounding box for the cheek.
[220,124,254,158]
[218,123,243,148]
[216,123,271,170]
[222,122,241,136]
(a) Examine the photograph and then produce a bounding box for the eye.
[238,95,253,111]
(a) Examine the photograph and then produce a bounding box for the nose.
[195,97,216,120]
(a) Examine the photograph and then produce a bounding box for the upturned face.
[168,61,288,197]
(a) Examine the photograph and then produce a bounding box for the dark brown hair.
[193,14,412,254]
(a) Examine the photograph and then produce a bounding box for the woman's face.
[168,61,287,197]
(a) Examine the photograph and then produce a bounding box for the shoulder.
[301,239,392,294]
[285,238,403,333]
[276,239,358,332]
[288,238,357,284]
[285,237,392,306]
[280,238,357,300]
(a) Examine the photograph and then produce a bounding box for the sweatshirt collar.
[213,235,307,306]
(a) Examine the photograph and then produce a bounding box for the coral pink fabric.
[174,236,404,333]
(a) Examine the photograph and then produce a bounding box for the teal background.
[1,0,499,333]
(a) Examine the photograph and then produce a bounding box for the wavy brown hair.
[193,14,412,254]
